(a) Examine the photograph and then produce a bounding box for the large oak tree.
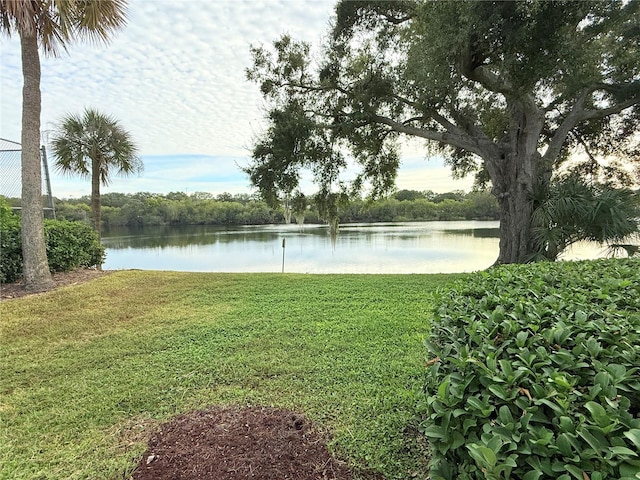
[247,0,640,264]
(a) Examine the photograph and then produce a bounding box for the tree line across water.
[19,189,499,228]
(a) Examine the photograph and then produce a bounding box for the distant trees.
[51,108,141,241]
[46,189,500,228]
[394,190,427,202]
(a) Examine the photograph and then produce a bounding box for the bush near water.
[421,259,640,480]
[0,199,104,283]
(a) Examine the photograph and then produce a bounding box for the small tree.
[51,108,141,241]
[531,177,640,261]
[291,191,307,229]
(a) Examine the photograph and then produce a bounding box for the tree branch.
[570,130,599,165]
[580,94,640,121]
[391,92,497,157]
[458,42,513,95]
[371,114,486,157]
[382,12,413,24]
[543,88,590,164]
[544,83,640,164]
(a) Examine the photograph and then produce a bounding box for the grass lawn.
[0,271,464,480]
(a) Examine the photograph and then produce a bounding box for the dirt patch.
[131,406,364,480]
[0,268,112,300]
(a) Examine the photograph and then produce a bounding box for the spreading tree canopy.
[246,0,640,264]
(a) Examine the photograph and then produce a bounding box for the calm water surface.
[101,221,606,274]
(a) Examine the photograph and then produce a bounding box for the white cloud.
[1,0,470,198]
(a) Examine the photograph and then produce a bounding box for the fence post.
[281,238,286,273]
[40,146,56,219]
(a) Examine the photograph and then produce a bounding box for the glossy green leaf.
[564,464,585,480]
[585,401,610,428]
[437,376,450,400]
[523,470,543,480]
[623,429,640,450]
[422,425,446,439]
[467,444,497,468]
[557,433,574,457]
[609,446,639,457]
[578,428,608,453]
[488,384,509,401]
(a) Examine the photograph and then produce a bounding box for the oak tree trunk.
[495,179,536,264]
[490,99,545,265]
[19,29,53,291]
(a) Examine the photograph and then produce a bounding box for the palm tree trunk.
[91,156,102,242]
[19,28,53,291]
[90,156,104,270]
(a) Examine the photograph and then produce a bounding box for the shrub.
[45,220,105,272]
[531,178,640,261]
[0,198,22,283]
[419,259,640,480]
[0,217,105,283]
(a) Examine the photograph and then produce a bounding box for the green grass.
[0,271,464,480]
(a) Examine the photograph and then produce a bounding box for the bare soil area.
[131,406,362,480]
[0,268,112,300]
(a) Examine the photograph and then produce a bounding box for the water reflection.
[102,221,612,273]
[101,221,503,273]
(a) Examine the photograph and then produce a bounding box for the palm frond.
[1,0,127,56]
[607,242,640,257]
[51,107,140,186]
[531,176,640,260]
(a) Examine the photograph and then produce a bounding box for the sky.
[0,0,474,199]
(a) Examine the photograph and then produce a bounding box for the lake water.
[101,221,607,274]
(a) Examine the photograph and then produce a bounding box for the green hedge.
[0,206,105,283]
[45,220,105,273]
[0,200,22,284]
[420,259,640,480]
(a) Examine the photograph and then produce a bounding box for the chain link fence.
[0,137,56,218]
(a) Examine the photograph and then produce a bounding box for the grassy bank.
[0,271,463,480]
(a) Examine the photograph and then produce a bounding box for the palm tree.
[530,177,640,261]
[52,108,141,241]
[0,0,128,291]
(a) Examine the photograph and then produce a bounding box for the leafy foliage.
[0,197,22,283]
[45,220,105,273]
[0,218,105,283]
[420,259,640,479]
[531,177,640,261]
